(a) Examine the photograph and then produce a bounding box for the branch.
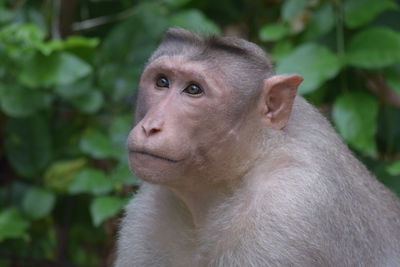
[72,8,136,31]
[360,71,400,107]
[51,0,61,39]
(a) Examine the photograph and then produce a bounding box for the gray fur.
[115,29,400,267]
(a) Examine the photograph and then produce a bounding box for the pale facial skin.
[126,55,302,224]
[127,56,302,187]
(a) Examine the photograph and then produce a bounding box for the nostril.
[149,128,161,135]
[141,124,162,137]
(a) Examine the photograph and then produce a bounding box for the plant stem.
[334,0,347,91]
[72,7,137,31]
[335,0,345,57]
[51,0,61,39]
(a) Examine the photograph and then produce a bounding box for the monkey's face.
[127,56,257,187]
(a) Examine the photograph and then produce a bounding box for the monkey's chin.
[131,166,184,185]
[129,152,185,185]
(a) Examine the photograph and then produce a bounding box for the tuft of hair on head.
[147,27,202,62]
[150,27,273,70]
[150,28,266,64]
[163,27,202,45]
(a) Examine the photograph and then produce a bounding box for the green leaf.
[5,116,52,177]
[44,158,87,192]
[259,23,289,42]
[99,2,167,64]
[22,187,55,219]
[111,162,139,186]
[80,129,119,159]
[271,40,294,62]
[281,0,307,21]
[344,0,397,28]
[332,92,378,157]
[276,43,341,94]
[0,23,45,51]
[37,36,99,55]
[99,63,143,101]
[0,8,14,24]
[19,52,92,88]
[70,90,104,114]
[63,36,99,48]
[24,8,47,32]
[109,114,132,161]
[90,196,127,226]
[302,2,335,41]
[98,2,168,101]
[110,114,132,145]
[0,208,29,241]
[0,84,51,117]
[68,168,113,195]
[0,23,98,56]
[387,161,400,176]
[165,0,192,7]
[169,9,220,34]
[54,77,92,99]
[346,27,400,69]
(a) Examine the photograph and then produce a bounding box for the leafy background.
[1,0,400,266]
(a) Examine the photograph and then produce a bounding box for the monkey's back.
[273,97,400,265]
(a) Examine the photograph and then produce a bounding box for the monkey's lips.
[129,150,182,163]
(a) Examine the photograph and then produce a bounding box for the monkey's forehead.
[144,56,220,76]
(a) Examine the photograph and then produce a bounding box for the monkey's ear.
[260,74,303,130]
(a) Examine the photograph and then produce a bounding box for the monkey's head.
[127,28,303,188]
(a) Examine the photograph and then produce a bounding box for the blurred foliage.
[0,0,400,266]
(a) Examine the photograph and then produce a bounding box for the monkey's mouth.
[129,150,181,163]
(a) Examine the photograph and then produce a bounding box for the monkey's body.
[117,97,400,267]
[115,29,400,266]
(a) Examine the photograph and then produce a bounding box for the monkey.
[114,27,400,267]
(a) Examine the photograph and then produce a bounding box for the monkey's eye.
[156,76,169,88]
[183,84,203,96]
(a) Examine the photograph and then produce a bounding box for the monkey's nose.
[141,120,163,137]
